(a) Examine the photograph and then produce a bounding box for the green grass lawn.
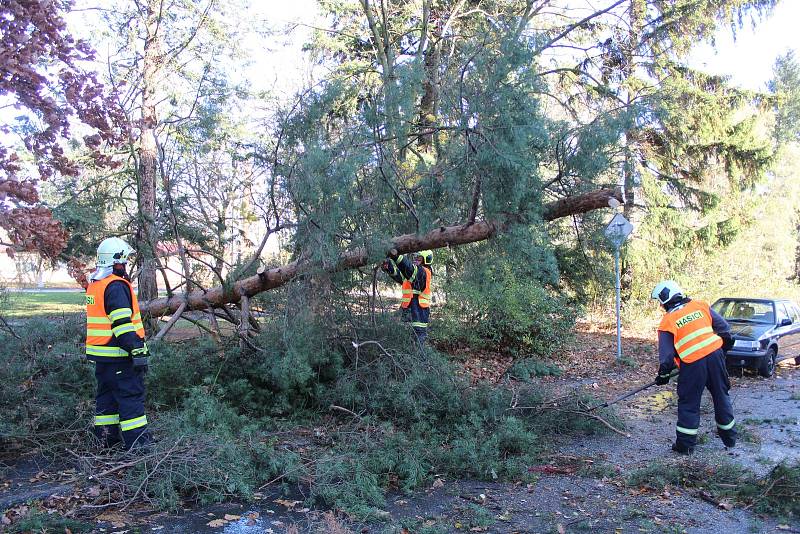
[2,291,85,318]
[1,292,219,341]
[1,293,218,341]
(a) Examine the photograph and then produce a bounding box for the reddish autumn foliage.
[66,257,89,289]
[0,0,126,261]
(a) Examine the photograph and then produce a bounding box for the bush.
[508,358,562,381]
[146,305,343,418]
[146,337,228,410]
[308,415,541,518]
[742,462,800,518]
[114,388,305,511]
[0,316,94,449]
[432,237,577,357]
[0,298,613,519]
[309,347,612,517]
[7,507,92,533]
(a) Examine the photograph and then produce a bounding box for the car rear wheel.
[758,347,777,378]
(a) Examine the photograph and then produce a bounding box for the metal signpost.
[604,213,633,362]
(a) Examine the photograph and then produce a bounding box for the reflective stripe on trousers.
[94,360,150,449]
[675,349,735,448]
[94,413,119,426]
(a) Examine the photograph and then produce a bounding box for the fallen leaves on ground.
[274,498,301,509]
[1,505,28,526]
[528,465,577,475]
[445,315,660,392]
[97,510,131,528]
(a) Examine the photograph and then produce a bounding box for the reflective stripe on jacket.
[401,270,414,307]
[85,275,145,358]
[658,299,722,363]
[417,266,432,308]
[401,265,432,309]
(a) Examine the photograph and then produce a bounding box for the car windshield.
[712,300,775,324]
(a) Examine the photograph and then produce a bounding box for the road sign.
[604,213,633,247]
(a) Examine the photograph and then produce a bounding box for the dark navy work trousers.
[93,360,150,449]
[675,349,736,448]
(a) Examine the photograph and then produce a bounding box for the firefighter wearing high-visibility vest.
[382,249,433,344]
[85,237,151,450]
[652,280,736,454]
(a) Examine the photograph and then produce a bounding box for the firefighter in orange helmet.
[652,280,736,454]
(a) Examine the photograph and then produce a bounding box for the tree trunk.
[140,187,622,317]
[418,36,440,151]
[135,0,162,311]
[238,295,250,349]
[620,0,644,302]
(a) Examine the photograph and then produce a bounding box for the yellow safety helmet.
[416,250,433,266]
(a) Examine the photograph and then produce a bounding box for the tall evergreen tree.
[143,0,778,319]
[770,49,800,144]
[544,0,777,301]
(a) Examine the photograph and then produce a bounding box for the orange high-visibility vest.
[658,300,722,364]
[400,266,432,309]
[85,274,145,359]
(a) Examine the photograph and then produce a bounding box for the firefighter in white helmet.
[651,280,736,454]
[85,237,151,450]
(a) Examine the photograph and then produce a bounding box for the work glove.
[131,346,149,374]
[655,373,671,386]
[380,260,390,272]
[720,333,734,352]
[655,363,674,385]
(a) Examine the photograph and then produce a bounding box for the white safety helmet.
[651,280,684,305]
[96,237,135,267]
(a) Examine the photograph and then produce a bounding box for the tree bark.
[141,187,622,317]
[418,32,439,151]
[620,0,644,302]
[238,295,250,349]
[135,0,162,309]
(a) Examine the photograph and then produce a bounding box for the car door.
[774,302,795,359]
[788,302,800,358]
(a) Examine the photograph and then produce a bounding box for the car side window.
[790,304,800,323]
[776,302,790,323]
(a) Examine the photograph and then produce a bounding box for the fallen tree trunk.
[141,187,622,317]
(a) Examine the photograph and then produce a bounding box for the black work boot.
[123,429,154,454]
[93,426,123,450]
[719,432,736,448]
[671,442,694,455]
